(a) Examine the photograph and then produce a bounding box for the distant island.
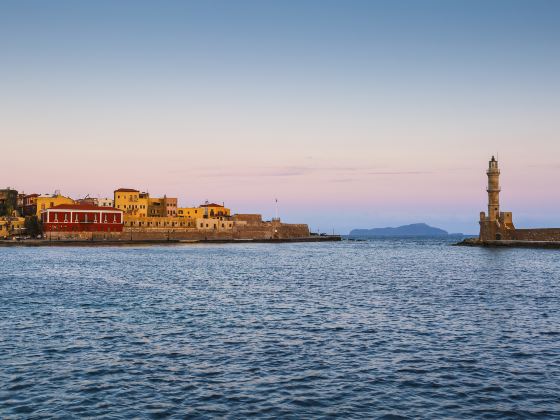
[349,223,464,238]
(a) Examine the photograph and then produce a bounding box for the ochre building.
[0,216,26,239]
[36,193,75,216]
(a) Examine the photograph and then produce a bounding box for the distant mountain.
[349,223,460,238]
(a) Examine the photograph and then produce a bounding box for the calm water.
[1,239,559,418]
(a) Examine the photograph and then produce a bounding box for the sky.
[1,0,559,234]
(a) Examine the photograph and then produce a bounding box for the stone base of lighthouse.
[479,211,515,241]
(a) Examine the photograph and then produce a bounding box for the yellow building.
[177,207,204,218]
[114,189,179,218]
[178,203,231,219]
[36,193,74,216]
[0,217,26,238]
[123,214,233,231]
[195,217,234,230]
[114,188,149,217]
[0,220,8,238]
[200,203,230,217]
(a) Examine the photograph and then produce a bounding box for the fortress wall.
[276,224,310,238]
[234,228,273,240]
[511,229,560,241]
[233,214,263,225]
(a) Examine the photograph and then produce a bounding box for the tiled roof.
[114,188,139,192]
[200,203,224,207]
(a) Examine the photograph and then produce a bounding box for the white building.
[98,198,114,207]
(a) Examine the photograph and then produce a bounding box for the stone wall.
[511,229,560,241]
[232,214,263,225]
[275,223,310,239]
[42,221,310,241]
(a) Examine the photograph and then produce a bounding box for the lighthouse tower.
[479,156,514,240]
[487,156,500,221]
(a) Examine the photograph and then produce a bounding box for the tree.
[24,216,42,237]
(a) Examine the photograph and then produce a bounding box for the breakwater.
[456,238,560,249]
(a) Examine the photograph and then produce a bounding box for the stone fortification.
[232,214,263,224]
[43,218,310,241]
[509,228,560,242]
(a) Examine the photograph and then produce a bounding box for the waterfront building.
[98,198,114,207]
[177,203,231,219]
[113,188,149,217]
[17,193,25,212]
[196,217,234,230]
[0,216,26,238]
[0,188,18,215]
[16,193,40,216]
[177,207,204,218]
[148,196,177,217]
[36,192,75,217]
[21,194,39,216]
[114,188,179,218]
[76,197,98,206]
[199,202,230,218]
[123,214,233,231]
[41,204,123,233]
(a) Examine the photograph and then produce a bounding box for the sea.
[1,239,559,418]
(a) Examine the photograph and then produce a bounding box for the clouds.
[168,165,432,180]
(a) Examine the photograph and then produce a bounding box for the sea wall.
[511,228,560,241]
[275,223,310,239]
[42,222,311,241]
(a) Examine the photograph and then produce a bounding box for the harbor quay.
[0,187,338,243]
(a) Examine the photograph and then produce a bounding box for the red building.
[41,204,124,232]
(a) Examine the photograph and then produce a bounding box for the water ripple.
[1,240,560,418]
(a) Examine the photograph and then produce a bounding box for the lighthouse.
[479,155,514,240]
[487,156,500,222]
